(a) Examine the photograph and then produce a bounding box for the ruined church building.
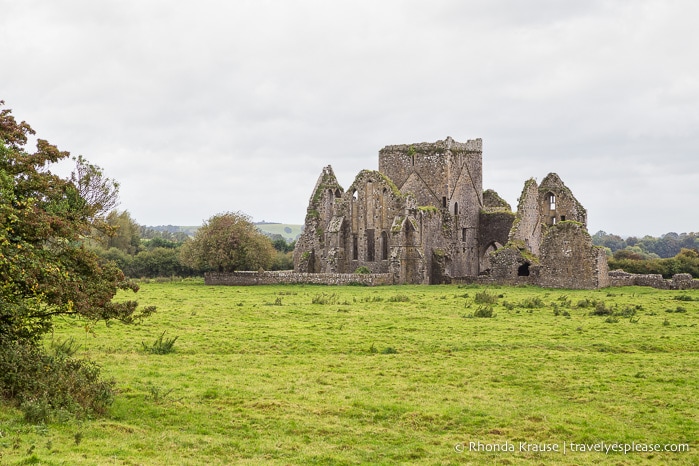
[293,137,610,289]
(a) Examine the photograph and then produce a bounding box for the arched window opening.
[352,235,358,260]
[454,202,459,215]
[381,231,389,260]
[548,193,556,210]
[442,197,447,208]
[366,229,375,262]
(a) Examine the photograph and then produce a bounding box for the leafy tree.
[144,236,180,250]
[179,212,275,272]
[0,101,154,419]
[71,155,120,222]
[95,210,141,254]
[131,247,189,278]
[591,231,626,252]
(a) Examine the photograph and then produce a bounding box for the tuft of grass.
[473,305,495,318]
[312,293,338,305]
[141,331,178,354]
[50,337,81,359]
[474,290,498,304]
[387,294,410,303]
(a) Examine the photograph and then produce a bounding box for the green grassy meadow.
[1,281,697,465]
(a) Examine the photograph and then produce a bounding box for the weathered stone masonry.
[293,137,610,289]
[208,136,698,289]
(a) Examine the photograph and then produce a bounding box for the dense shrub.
[0,338,114,423]
[270,251,294,270]
[608,248,699,278]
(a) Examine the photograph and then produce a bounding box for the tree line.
[592,231,699,278]
[90,211,296,278]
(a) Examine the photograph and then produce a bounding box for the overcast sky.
[2,0,698,236]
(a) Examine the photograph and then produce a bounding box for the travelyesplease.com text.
[455,441,690,455]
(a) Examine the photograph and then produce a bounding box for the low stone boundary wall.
[451,276,533,287]
[205,270,698,289]
[204,271,395,286]
[608,271,699,290]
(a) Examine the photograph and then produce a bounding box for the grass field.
[1,281,697,465]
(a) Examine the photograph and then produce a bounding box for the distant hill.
[143,225,199,237]
[142,223,304,243]
[255,223,304,242]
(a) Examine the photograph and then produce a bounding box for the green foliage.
[354,266,371,274]
[271,236,295,253]
[131,247,188,278]
[674,294,695,302]
[146,384,175,403]
[50,337,81,359]
[311,293,338,305]
[0,338,114,423]
[94,210,140,254]
[609,247,699,278]
[593,230,699,258]
[270,251,294,271]
[473,305,495,318]
[70,155,120,222]
[520,296,545,309]
[179,211,276,272]
[474,290,498,304]
[141,331,178,355]
[387,294,410,302]
[0,101,151,420]
[591,300,613,316]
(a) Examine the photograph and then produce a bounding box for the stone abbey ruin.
[292,137,610,289]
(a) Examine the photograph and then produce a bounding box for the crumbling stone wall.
[509,178,542,255]
[378,137,483,211]
[538,173,587,227]
[295,137,493,284]
[293,166,344,273]
[608,270,699,289]
[292,137,608,289]
[478,212,515,273]
[489,174,608,289]
[538,222,609,289]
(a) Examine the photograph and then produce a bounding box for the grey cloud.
[1,0,697,233]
